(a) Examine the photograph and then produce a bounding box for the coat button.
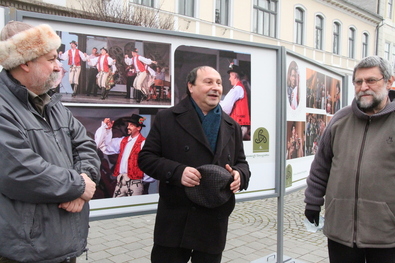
[166,172,172,179]
[184,146,190,152]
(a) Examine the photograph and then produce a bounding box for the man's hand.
[305,209,320,226]
[103,118,113,129]
[59,198,85,213]
[80,173,96,202]
[225,164,240,193]
[181,167,201,187]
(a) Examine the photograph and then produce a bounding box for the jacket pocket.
[324,198,354,244]
[357,199,395,245]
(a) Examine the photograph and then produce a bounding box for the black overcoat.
[138,97,250,254]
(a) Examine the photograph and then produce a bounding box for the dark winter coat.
[138,97,250,254]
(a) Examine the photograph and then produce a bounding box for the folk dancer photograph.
[58,40,87,97]
[125,48,157,103]
[88,47,117,100]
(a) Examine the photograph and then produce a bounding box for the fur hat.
[0,24,61,70]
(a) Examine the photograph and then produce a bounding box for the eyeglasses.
[353,77,384,87]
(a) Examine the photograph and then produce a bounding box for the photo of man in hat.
[220,61,251,140]
[95,114,153,197]
[58,40,87,97]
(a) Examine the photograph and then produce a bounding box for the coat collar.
[172,97,236,162]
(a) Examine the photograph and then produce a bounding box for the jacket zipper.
[353,117,371,243]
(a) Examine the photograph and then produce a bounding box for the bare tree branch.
[74,0,174,30]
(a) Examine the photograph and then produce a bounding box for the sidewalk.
[78,188,329,263]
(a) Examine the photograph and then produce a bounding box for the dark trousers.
[126,76,136,98]
[0,257,76,263]
[328,238,395,263]
[86,67,99,96]
[151,244,222,263]
[135,89,144,102]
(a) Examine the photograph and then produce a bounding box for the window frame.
[215,0,230,26]
[179,0,195,17]
[362,32,369,58]
[131,0,155,7]
[333,21,341,55]
[252,0,277,38]
[348,27,356,59]
[315,15,324,50]
[385,42,391,60]
[295,7,305,45]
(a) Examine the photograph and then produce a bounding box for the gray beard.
[355,89,388,112]
[35,71,61,95]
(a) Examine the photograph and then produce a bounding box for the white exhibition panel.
[285,53,345,192]
[20,14,279,218]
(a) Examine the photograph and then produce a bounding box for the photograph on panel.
[69,106,158,199]
[174,45,251,140]
[56,31,171,106]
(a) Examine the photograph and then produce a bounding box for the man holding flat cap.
[139,65,251,263]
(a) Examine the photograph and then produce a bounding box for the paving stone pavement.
[78,187,328,263]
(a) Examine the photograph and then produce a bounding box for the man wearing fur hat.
[59,40,87,97]
[0,21,100,262]
[95,114,153,197]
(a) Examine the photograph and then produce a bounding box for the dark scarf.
[191,97,221,152]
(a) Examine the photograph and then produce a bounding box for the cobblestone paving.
[78,188,328,263]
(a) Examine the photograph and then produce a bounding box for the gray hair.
[352,56,393,82]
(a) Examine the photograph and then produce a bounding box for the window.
[389,0,393,19]
[348,27,355,59]
[215,0,229,25]
[333,22,340,54]
[253,0,277,37]
[179,0,195,17]
[392,44,395,65]
[315,15,324,50]
[295,7,304,45]
[385,42,391,60]
[362,33,368,58]
[131,0,154,7]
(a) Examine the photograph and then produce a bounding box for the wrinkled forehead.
[354,66,381,78]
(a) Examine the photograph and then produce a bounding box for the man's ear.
[387,76,395,90]
[19,62,30,73]
[187,83,193,94]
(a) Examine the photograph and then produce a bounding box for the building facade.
[3,0,395,75]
